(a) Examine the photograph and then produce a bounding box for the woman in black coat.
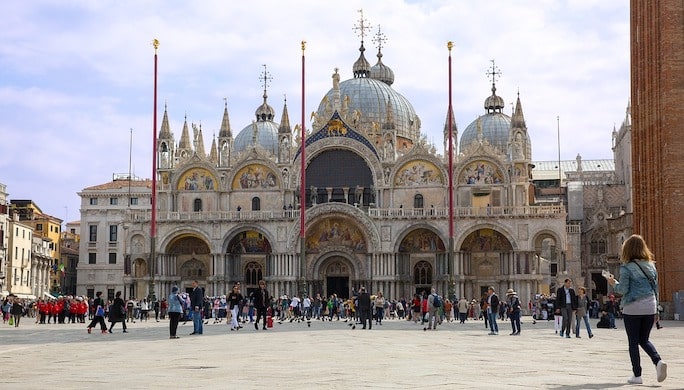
[108,291,128,333]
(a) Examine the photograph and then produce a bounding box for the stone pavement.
[0,315,682,389]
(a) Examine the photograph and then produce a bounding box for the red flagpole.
[447,41,455,299]
[150,39,159,299]
[447,41,454,240]
[300,41,306,238]
[299,41,307,295]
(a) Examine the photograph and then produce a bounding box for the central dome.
[234,121,279,155]
[316,77,419,142]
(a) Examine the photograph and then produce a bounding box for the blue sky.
[0,0,629,223]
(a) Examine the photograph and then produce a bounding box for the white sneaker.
[656,360,667,382]
[627,376,642,384]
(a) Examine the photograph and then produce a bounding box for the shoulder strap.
[633,261,658,297]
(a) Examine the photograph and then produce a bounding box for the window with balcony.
[413,194,424,209]
[193,198,202,212]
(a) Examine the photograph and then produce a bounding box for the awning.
[11,293,37,299]
[43,291,59,299]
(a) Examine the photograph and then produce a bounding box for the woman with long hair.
[607,234,666,384]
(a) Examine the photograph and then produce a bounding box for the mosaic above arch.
[306,217,366,252]
[399,228,445,253]
[460,160,504,185]
[460,228,512,252]
[228,230,272,254]
[394,160,444,186]
[178,168,218,191]
[232,164,278,190]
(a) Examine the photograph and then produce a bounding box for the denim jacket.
[613,260,658,306]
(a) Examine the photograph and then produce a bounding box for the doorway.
[326,276,349,299]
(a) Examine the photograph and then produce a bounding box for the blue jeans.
[488,310,498,333]
[509,310,521,334]
[575,313,593,337]
[192,309,203,334]
[623,314,661,377]
[608,312,616,329]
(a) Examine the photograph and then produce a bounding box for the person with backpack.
[425,288,441,331]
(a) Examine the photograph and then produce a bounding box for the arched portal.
[318,256,353,299]
[461,228,513,297]
[224,230,271,293]
[168,235,211,291]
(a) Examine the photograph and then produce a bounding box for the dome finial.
[370,24,394,85]
[255,65,275,122]
[484,59,504,113]
[352,9,372,78]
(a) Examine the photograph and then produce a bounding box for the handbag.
[8,316,14,326]
[96,305,105,317]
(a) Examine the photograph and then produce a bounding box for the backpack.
[432,294,441,308]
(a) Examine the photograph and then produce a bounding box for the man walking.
[190,280,204,335]
[487,286,499,335]
[252,280,271,330]
[357,286,371,330]
[556,278,577,338]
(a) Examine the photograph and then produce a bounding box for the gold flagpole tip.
[301,40,306,52]
[153,39,160,52]
[447,41,454,52]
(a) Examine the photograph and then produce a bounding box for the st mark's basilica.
[78,19,622,303]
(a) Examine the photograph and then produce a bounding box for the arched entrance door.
[168,235,211,291]
[323,257,351,299]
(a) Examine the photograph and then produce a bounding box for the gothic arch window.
[245,262,263,285]
[413,194,424,209]
[590,239,606,254]
[193,198,202,212]
[252,197,261,211]
[413,260,432,285]
[180,259,205,278]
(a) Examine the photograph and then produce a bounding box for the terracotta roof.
[83,179,152,191]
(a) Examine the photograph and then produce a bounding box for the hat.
[506,289,516,296]
[171,286,179,293]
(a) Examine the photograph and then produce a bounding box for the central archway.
[315,255,357,299]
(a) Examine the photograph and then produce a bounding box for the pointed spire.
[159,103,172,139]
[279,96,292,134]
[178,115,192,150]
[195,123,206,157]
[219,99,232,138]
[510,92,527,129]
[209,135,218,164]
[443,105,457,135]
[382,98,395,130]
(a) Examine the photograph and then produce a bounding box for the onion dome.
[370,51,394,86]
[484,83,505,113]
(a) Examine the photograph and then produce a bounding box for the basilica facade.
[78,30,581,304]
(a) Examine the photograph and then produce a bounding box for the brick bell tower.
[630,1,684,314]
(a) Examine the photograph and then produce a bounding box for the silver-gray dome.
[460,112,512,154]
[234,120,279,155]
[316,77,419,141]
